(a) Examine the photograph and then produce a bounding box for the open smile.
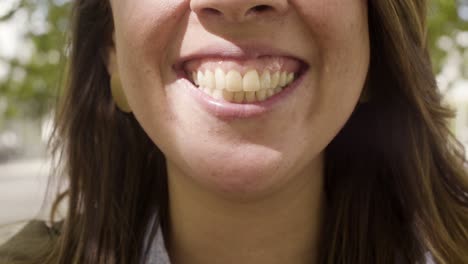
[173,49,309,119]
[183,56,307,103]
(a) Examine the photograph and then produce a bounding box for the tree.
[428,0,468,91]
[0,0,70,121]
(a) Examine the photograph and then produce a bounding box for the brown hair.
[32,0,468,263]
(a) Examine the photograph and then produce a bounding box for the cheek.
[295,0,369,139]
[113,1,182,51]
[295,0,370,99]
[111,1,189,116]
[293,0,369,54]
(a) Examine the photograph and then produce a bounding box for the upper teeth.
[192,69,295,92]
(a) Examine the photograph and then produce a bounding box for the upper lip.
[173,43,308,72]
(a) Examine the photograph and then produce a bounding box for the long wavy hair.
[29,0,468,263]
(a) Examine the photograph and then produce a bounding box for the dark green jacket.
[0,221,60,263]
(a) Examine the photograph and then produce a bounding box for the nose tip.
[190,0,288,23]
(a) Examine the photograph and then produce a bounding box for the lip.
[178,67,307,120]
[173,44,309,120]
[173,43,308,72]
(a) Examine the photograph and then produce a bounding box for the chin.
[170,147,296,199]
[204,164,285,199]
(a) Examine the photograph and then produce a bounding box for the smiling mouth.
[181,56,308,104]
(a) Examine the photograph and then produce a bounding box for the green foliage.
[428,0,468,76]
[0,0,70,121]
[0,0,466,121]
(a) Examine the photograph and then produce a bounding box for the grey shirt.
[141,224,435,264]
[145,226,171,264]
[0,220,434,264]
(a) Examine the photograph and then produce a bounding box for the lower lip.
[180,73,306,120]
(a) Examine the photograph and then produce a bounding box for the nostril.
[192,2,286,22]
[202,7,223,16]
[251,5,272,13]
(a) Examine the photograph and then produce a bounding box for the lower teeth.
[199,87,283,103]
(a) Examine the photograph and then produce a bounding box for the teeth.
[197,71,205,87]
[190,68,297,103]
[287,72,294,84]
[226,70,243,92]
[205,70,215,90]
[222,90,234,101]
[271,72,280,89]
[233,91,244,103]
[260,70,271,90]
[279,72,288,87]
[215,69,226,90]
[212,88,223,100]
[243,70,261,91]
[267,89,275,97]
[256,89,267,101]
[203,87,212,95]
[245,91,256,103]
[192,72,199,85]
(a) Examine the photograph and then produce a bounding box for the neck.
[166,156,325,264]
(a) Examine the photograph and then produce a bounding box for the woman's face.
[107,0,369,197]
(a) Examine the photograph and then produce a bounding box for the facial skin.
[107,0,369,199]
[107,1,369,263]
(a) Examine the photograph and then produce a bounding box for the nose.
[190,0,289,23]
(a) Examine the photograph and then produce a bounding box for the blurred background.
[0,0,467,243]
